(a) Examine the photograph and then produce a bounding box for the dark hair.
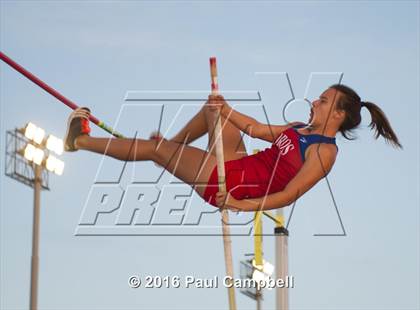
[329,84,402,148]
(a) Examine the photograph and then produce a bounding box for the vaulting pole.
[209,57,236,310]
[0,51,124,138]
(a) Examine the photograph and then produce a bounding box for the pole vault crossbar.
[0,51,124,138]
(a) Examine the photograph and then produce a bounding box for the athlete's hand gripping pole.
[0,51,124,138]
[209,57,237,310]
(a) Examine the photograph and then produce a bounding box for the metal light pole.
[5,124,64,310]
[30,164,42,310]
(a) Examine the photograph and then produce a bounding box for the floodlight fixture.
[32,147,44,165]
[46,135,63,155]
[46,155,65,175]
[5,123,66,310]
[33,127,45,144]
[24,123,45,144]
[23,143,37,161]
[24,122,37,141]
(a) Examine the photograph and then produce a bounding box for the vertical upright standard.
[254,211,263,310]
[275,209,289,310]
[209,57,237,310]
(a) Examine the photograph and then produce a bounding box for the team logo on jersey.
[274,133,295,155]
[300,137,307,144]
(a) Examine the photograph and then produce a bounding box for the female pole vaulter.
[64,84,402,211]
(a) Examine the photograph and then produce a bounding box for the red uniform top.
[203,125,337,207]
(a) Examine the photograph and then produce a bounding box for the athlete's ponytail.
[360,101,402,148]
[330,84,402,149]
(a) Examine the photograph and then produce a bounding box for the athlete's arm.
[216,144,337,211]
[222,105,300,142]
[249,121,306,143]
[209,94,302,142]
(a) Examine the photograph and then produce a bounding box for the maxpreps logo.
[75,92,259,236]
[75,72,346,236]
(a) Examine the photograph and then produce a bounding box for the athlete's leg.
[75,135,216,196]
[164,102,248,161]
[169,105,208,144]
[204,103,248,161]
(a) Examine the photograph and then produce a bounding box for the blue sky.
[1,1,419,309]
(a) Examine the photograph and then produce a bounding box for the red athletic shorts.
[203,156,271,207]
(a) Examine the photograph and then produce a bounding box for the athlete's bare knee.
[150,139,177,164]
[123,139,157,162]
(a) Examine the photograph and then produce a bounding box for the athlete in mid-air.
[64,84,401,211]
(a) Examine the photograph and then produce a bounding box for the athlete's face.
[309,88,343,127]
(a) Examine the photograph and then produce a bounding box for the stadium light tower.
[5,123,64,310]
